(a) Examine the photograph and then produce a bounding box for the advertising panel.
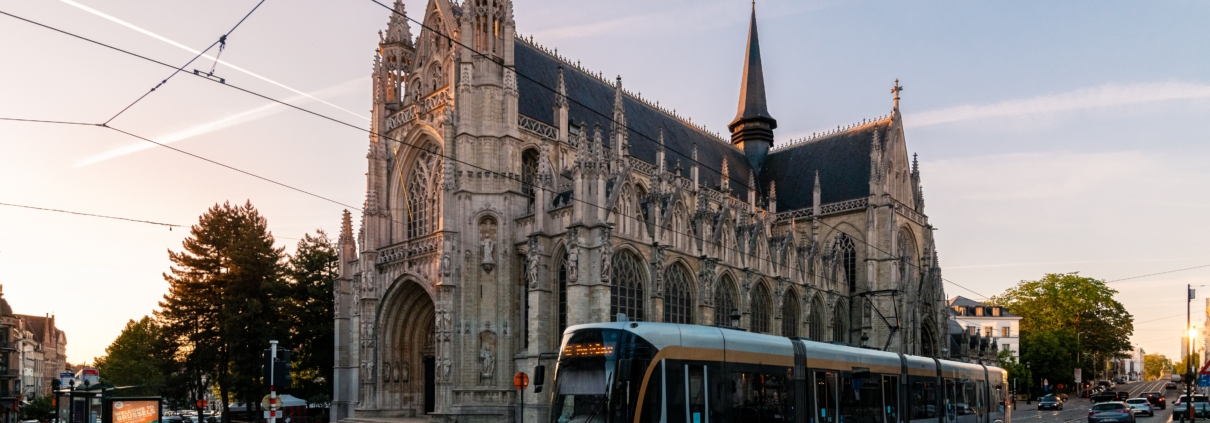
[112,399,160,423]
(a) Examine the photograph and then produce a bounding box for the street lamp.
[729,308,741,329]
[1026,363,1032,405]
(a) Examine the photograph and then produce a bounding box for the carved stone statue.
[481,235,495,273]
[479,348,495,380]
[440,358,451,382]
[599,227,613,282]
[440,252,451,277]
[400,360,410,383]
[526,238,543,288]
[566,247,579,283]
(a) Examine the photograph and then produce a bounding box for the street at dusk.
[2,1,1209,423]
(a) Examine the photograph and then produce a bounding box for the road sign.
[196,399,208,409]
[514,372,529,390]
[1199,360,1210,375]
[1199,374,1210,387]
[263,410,280,419]
[1075,369,1082,383]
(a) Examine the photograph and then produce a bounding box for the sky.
[1,0,1208,363]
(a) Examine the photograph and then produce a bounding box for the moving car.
[1167,382,1178,390]
[1094,392,1122,403]
[1173,395,1210,418]
[1040,395,1065,410]
[1126,398,1155,417]
[1119,392,1132,401]
[1143,392,1166,409]
[1090,402,1136,423]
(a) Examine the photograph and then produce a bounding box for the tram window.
[840,374,883,423]
[908,377,937,423]
[817,371,838,423]
[883,376,899,423]
[945,379,957,423]
[641,361,663,423]
[709,362,726,423]
[668,362,687,423]
[688,365,706,423]
[957,380,975,422]
[732,366,790,423]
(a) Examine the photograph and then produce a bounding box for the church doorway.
[379,279,436,415]
[423,356,435,413]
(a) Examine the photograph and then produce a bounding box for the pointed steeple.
[728,3,778,175]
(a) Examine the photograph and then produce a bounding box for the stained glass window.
[751,283,771,334]
[714,275,737,327]
[610,251,645,322]
[663,264,693,324]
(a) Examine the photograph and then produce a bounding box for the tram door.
[883,376,900,423]
[816,371,838,423]
[685,364,707,423]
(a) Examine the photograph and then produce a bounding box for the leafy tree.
[283,230,338,403]
[1178,352,1202,379]
[998,349,1032,396]
[1145,353,1173,381]
[157,201,286,422]
[1019,329,1078,394]
[22,396,53,421]
[990,272,1134,383]
[94,316,165,387]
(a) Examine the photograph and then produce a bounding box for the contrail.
[60,0,369,122]
[77,78,362,167]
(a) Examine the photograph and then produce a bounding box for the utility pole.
[269,340,279,423]
[1188,285,1196,423]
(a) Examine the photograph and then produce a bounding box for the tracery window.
[750,283,771,334]
[808,296,825,341]
[898,229,916,289]
[663,264,693,324]
[713,275,737,327]
[782,293,800,337]
[521,149,538,212]
[833,301,849,344]
[406,144,441,239]
[610,250,645,322]
[834,234,857,293]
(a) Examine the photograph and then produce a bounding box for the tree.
[990,272,1135,382]
[282,230,338,403]
[157,201,286,422]
[1019,329,1078,393]
[998,349,1032,396]
[94,316,165,387]
[1178,352,1202,379]
[22,396,53,421]
[1145,353,1173,381]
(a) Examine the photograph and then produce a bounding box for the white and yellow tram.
[549,321,1009,423]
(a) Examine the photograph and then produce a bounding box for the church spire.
[728,3,777,175]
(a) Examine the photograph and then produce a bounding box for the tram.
[549,320,1009,423]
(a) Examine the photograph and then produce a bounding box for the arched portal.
[378,279,436,415]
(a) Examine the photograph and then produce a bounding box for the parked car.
[1126,398,1155,417]
[1040,395,1065,410]
[1089,402,1136,423]
[1143,392,1167,409]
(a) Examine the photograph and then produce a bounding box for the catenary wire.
[0,201,183,228]
[102,0,265,125]
[1106,265,1210,284]
[4,8,978,317]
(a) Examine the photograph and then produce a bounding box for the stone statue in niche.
[566,247,578,283]
[599,227,612,282]
[400,360,410,383]
[440,252,451,277]
[526,238,543,289]
[478,331,497,384]
[480,217,498,273]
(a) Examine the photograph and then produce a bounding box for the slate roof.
[17,314,48,343]
[515,40,753,200]
[757,121,886,212]
[946,296,1021,318]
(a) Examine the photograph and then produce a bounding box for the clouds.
[906,81,1210,127]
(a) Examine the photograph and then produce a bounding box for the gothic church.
[332,1,950,422]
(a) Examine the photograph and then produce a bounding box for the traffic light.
[263,348,292,388]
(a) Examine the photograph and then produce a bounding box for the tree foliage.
[94,316,165,387]
[156,201,286,421]
[1145,353,1174,381]
[1178,352,1202,378]
[22,396,53,421]
[283,230,338,403]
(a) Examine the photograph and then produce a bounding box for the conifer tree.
[283,230,338,404]
[157,201,285,422]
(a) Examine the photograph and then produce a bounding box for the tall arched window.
[610,251,645,322]
[521,149,538,212]
[557,250,568,336]
[750,283,771,334]
[782,293,800,337]
[406,145,441,239]
[898,229,916,289]
[663,264,693,324]
[713,275,737,327]
[834,234,857,293]
[808,296,825,341]
[833,301,849,344]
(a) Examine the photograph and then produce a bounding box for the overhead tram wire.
[1105,264,1210,284]
[0,202,183,229]
[2,9,979,306]
[101,0,265,125]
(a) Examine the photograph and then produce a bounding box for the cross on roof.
[892,79,904,109]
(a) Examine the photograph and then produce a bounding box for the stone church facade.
[331,1,950,422]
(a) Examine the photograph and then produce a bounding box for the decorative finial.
[892,78,904,110]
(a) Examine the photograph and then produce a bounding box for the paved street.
[1012,380,1192,423]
